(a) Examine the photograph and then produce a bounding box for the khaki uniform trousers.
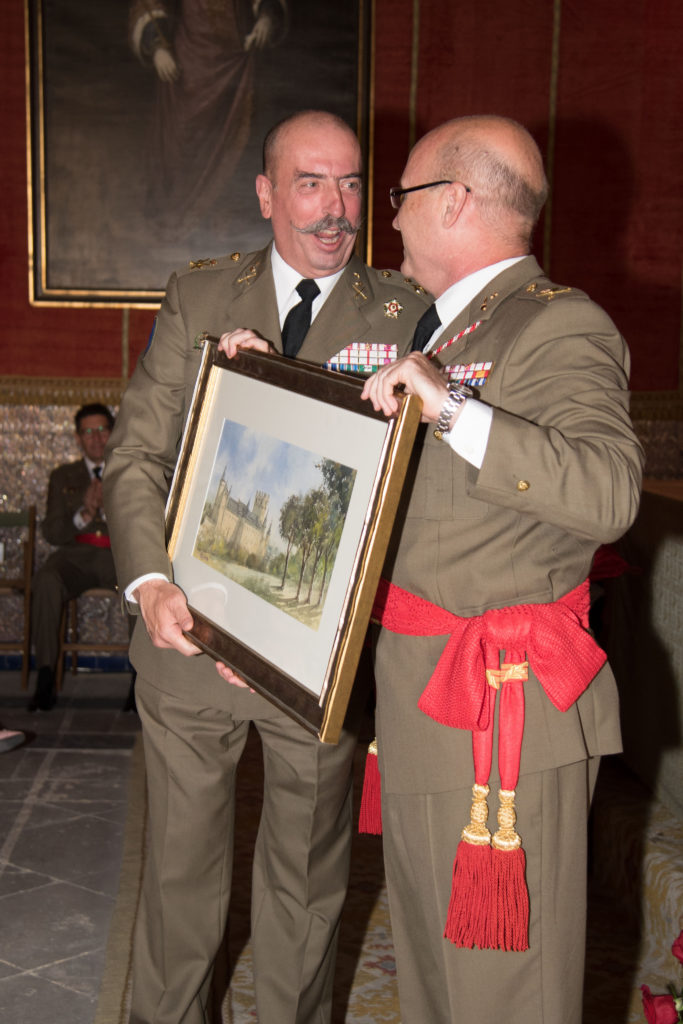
[382,757,601,1024]
[130,677,356,1024]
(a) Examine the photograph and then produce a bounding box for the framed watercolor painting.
[165,343,421,742]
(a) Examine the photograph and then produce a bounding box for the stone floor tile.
[3,796,92,835]
[0,960,20,980]
[0,862,53,899]
[38,947,108,1000]
[0,970,96,1023]
[9,814,125,897]
[0,881,114,971]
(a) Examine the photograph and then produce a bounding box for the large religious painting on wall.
[25,0,371,307]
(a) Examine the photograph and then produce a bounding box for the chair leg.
[21,646,30,691]
[55,604,67,693]
[52,591,130,691]
[21,585,31,691]
[69,598,79,675]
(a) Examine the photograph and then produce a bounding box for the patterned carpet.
[96,726,674,1023]
[586,756,683,1024]
[212,726,400,1024]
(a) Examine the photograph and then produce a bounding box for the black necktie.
[411,303,441,352]
[93,465,102,480]
[281,279,321,358]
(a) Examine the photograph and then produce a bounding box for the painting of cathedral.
[189,417,358,632]
[196,468,272,571]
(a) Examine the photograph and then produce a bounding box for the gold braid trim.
[492,789,522,851]
[485,661,529,689]
[0,376,125,406]
[461,783,492,846]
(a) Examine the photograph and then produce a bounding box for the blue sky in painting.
[203,419,352,554]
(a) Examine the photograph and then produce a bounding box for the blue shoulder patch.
[144,316,158,355]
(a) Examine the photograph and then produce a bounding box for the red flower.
[641,985,678,1024]
[673,931,683,967]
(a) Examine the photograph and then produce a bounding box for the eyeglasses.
[389,180,470,209]
[79,426,111,436]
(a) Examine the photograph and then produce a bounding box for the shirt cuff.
[444,398,493,469]
[125,572,169,603]
[73,509,89,531]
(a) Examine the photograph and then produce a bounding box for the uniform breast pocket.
[405,433,487,521]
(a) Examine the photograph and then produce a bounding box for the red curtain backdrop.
[2,0,681,394]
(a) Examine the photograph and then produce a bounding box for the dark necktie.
[93,465,102,480]
[281,279,321,358]
[411,303,441,352]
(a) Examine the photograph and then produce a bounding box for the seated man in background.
[28,402,117,711]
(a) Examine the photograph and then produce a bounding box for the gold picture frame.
[25,0,372,307]
[165,344,421,743]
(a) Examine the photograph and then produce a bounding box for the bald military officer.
[362,115,643,1024]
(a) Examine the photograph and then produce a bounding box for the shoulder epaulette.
[522,281,581,302]
[368,267,429,296]
[401,275,428,296]
[188,257,218,270]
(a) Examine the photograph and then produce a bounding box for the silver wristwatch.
[433,382,474,440]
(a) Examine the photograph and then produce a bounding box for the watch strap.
[434,382,474,440]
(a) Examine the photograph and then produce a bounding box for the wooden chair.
[0,506,37,690]
[55,586,130,691]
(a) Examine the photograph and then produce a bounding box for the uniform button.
[516,480,530,491]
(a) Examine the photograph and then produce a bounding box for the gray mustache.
[295,215,360,235]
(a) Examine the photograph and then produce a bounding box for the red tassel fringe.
[491,847,529,951]
[444,843,529,951]
[444,840,494,948]
[358,751,382,835]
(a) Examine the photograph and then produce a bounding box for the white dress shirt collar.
[426,256,525,353]
[270,245,345,328]
[83,455,104,479]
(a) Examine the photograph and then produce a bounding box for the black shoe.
[28,667,56,711]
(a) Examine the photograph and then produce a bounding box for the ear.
[442,182,469,229]
[255,174,273,220]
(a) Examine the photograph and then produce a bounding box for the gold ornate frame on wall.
[25,0,373,308]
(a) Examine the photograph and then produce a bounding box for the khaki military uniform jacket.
[104,244,429,710]
[374,255,644,793]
